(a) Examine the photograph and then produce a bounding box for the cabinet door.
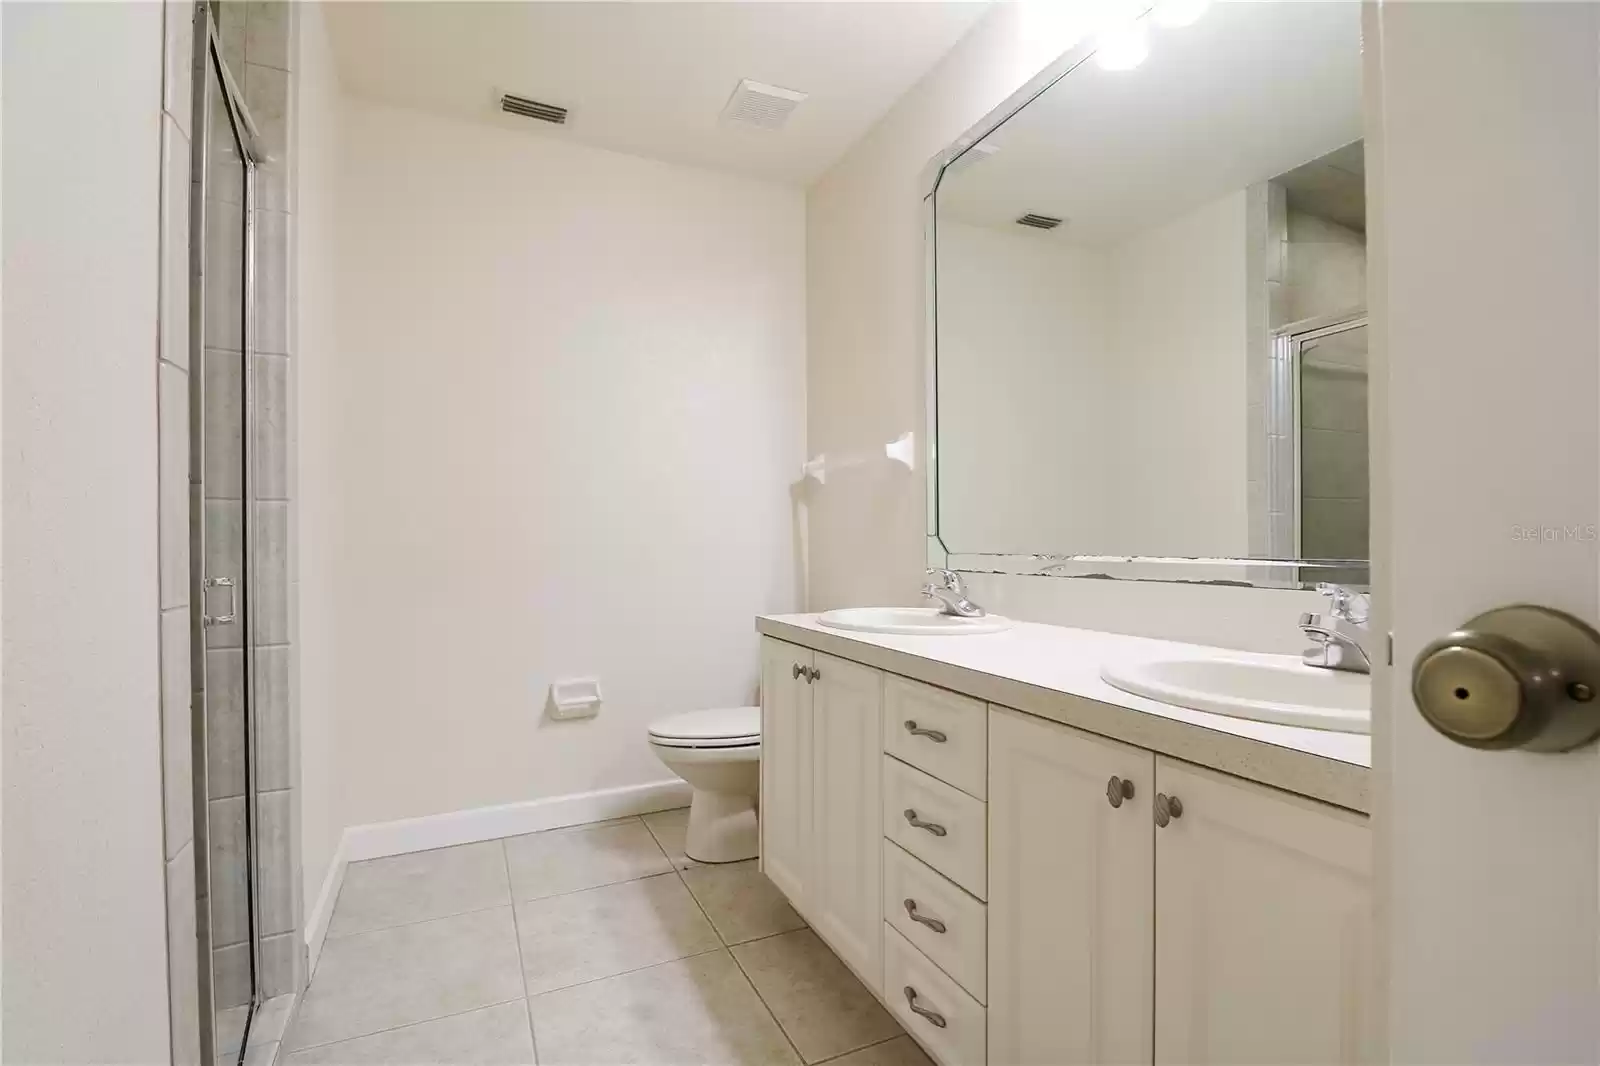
[809,653,885,992]
[1154,757,1372,1066]
[760,639,812,913]
[988,706,1154,1066]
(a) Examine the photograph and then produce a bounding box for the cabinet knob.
[903,808,948,837]
[808,665,821,683]
[1413,604,1600,752]
[1106,775,1135,809]
[903,986,948,1029]
[792,662,804,680]
[1154,793,1183,828]
[903,720,948,743]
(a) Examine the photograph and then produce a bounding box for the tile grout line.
[283,997,527,1056]
[525,945,728,1005]
[501,837,540,1064]
[727,946,809,1065]
[324,820,686,943]
[811,1033,915,1066]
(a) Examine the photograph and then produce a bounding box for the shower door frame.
[1267,309,1369,571]
[190,4,266,1061]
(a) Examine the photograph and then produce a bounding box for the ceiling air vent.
[720,79,808,131]
[1016,213,1065,231]
[500,93,568,125]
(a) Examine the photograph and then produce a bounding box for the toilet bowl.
[647,706,760,863]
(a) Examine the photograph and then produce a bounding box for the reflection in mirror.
[932,1,1367,586]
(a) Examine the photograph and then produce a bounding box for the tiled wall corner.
[160,4,202,1065]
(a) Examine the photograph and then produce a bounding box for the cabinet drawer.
[883,676,987,799]
[885,924,987,1066]
[884,840,987,1003]
[884,757,988,899]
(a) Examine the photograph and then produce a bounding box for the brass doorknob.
[1412,604,1600,752]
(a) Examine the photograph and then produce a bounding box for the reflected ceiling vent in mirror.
[500,92,568,125]
[1016,213,1065,231]
[721,79,808,131]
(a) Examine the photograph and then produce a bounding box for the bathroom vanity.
[756,615,1373,1066]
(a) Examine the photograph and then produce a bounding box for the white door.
[988,706,1154,1066]
[1153,758,1372,1066]
[809,653,885,992]
[760,639,812,911]
[1371,4,1600,1060]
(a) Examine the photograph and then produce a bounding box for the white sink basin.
[817,607,1013,636]
[1100,654,1370,734]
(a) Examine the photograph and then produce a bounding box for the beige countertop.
[758,613,1371,813]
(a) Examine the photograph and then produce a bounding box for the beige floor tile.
[682,860,805,945]
[329,841,510,938]
[331,845,512,934]
[515,871,721,995]
[504,819,672,900]
[641,808,702,869]
[283,1001,534,1065]
[528,950,801,1066]
[732,929,901,1064]
[817,1035,934,1066]
[287,907,523,1051]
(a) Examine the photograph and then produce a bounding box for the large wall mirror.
[928,1,1367,588]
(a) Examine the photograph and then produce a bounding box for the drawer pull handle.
[1106,775,1135,809]
[903,986,948,1029]
[903,720,948,743]
[792,662,804,680]
[903,809,948,837]
[903,898,947,933]
[1154,792,1184,828]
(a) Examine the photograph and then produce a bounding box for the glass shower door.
[195,17,262,1063]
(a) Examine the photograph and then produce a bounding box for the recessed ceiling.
[937,1,1363,244]
[323,1,990,186]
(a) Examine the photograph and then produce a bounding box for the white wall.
[294,0,347,948]
[936,220,1115,553]
[1109,189,1250,557]
[298,95,806,879]
[806,2,1112,612]
[1,3,173,1061]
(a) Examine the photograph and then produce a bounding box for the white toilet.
[647,706,760,863]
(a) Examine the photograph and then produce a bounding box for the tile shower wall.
[203,0,303,1014]
[161,3,203,1064]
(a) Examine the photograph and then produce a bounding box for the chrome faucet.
[923,569,986,618]
[1299,582,1371,674]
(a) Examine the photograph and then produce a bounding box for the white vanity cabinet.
[987,706,1374,1066]
[1151,758,1374,1066]
[988,707,1155,1066]
[758,638,885,992]
[758,636,1373,1066]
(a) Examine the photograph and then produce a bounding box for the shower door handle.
[204,576,237,627]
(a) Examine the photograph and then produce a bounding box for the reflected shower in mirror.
[931,0,1367,586]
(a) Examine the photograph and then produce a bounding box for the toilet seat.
[648,706,760,749]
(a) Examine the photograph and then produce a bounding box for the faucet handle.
[1315,583,1370,625]
[926,568,965,595]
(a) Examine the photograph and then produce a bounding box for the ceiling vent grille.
[1016,213,1065,231]
[501,93,568,125]
[721,79,808,131]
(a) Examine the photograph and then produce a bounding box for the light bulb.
[1152,0,1211,28]
[1093,20,1149,71]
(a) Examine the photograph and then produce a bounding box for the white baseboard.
[305,834,348,975]
[304,779,692,972]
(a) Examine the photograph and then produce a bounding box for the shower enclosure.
[1267,311,1370,586]
[191,5,295,1060]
